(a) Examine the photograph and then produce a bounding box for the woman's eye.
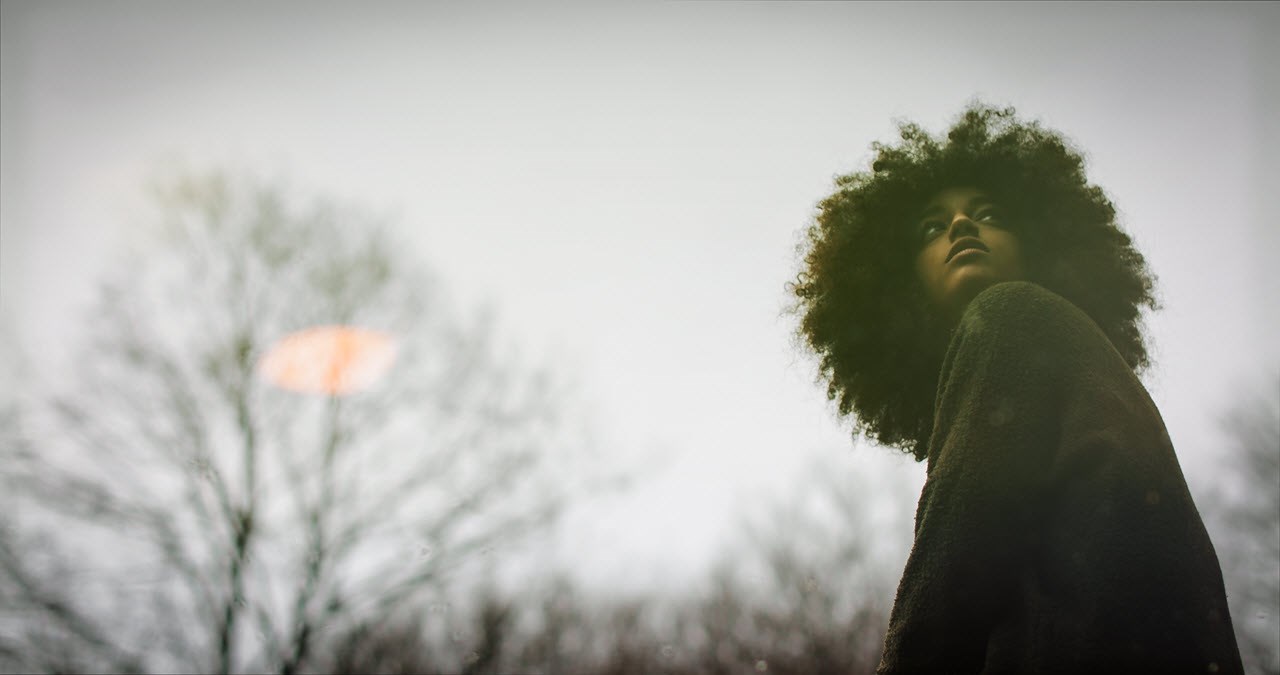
[974,207,1000,222]
[919,220,946,242]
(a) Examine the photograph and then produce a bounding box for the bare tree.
[312,451,913,675]
[0,171,595,674]
[681,452,912,675]
[1210,377,1280,675]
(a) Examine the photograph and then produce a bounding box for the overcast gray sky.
[3,1,1277,590]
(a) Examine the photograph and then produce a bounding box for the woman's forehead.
[919,186,992,217]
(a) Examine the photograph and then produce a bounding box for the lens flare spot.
[257,325,397,395]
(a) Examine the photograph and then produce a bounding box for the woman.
[791,104,1243,673]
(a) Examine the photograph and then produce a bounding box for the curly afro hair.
[790,103,1159,461]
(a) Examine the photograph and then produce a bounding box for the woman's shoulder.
[965,281,1078,322]
[950,281,1138,381]
[959,281,1105,346]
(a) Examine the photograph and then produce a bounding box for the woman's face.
[914,187,1025,323]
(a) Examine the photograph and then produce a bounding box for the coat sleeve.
[877,281,1072,673]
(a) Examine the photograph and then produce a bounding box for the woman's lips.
[946,237,990,263]
[949,248,989,264]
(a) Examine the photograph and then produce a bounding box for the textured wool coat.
[877,281,1243,674]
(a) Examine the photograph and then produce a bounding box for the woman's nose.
[947,214,979,241]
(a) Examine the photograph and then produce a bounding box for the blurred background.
[1,2,1276,673]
